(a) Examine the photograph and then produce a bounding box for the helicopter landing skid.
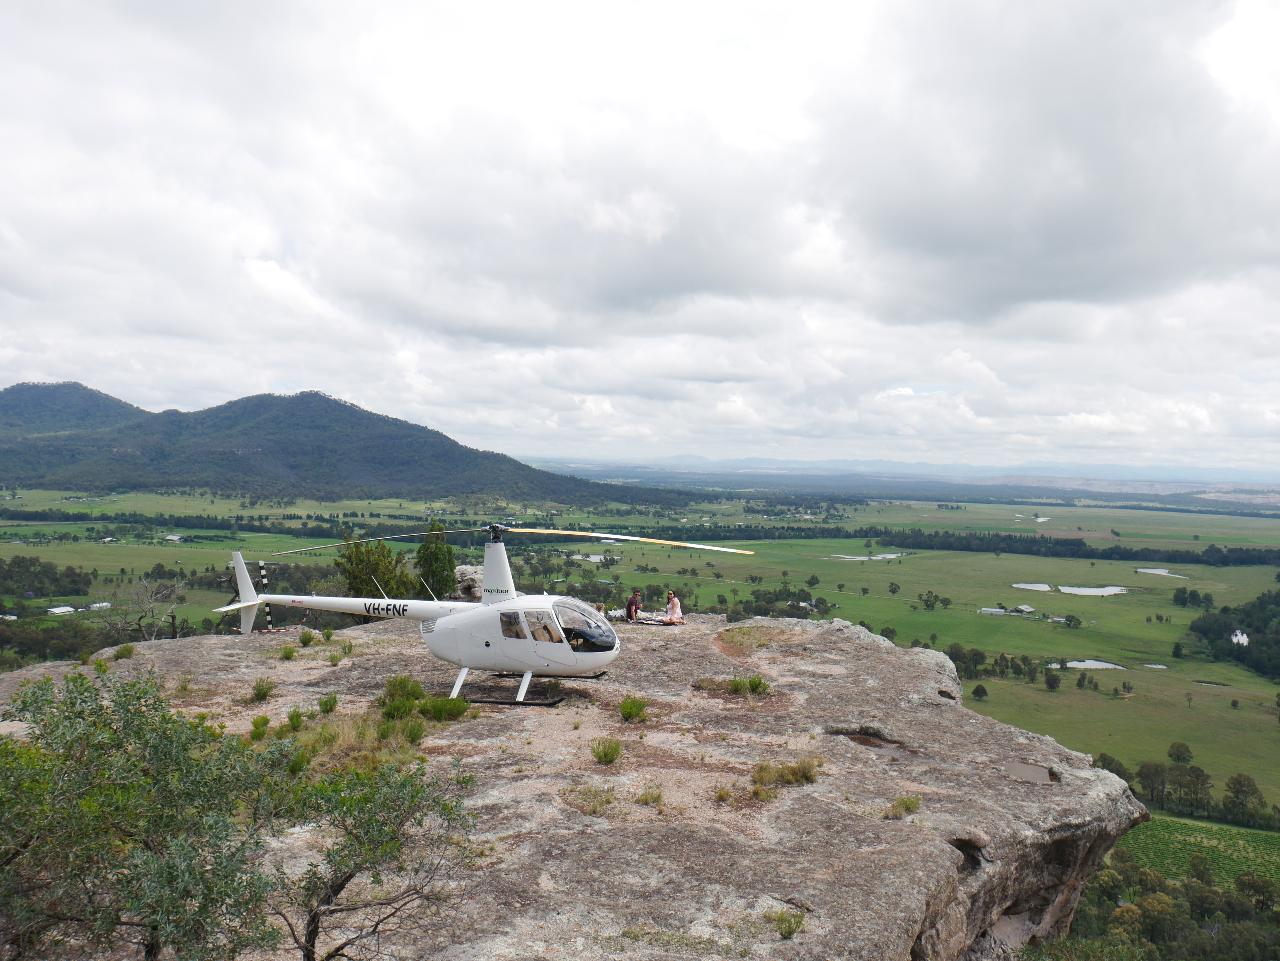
[467,694,565,708]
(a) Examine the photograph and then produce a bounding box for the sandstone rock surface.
[0,615,1145,960]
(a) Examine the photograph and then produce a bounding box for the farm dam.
[0,614,1146,960]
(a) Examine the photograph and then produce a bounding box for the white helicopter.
[215,524,752,704]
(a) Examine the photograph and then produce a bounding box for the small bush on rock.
[419,697,468,722]
[885,795,922,819]
[619,696,648,723]
[591,737,622,765]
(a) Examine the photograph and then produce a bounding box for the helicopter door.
[524,610,576,667]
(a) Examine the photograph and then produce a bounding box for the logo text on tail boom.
[363,602,409,617]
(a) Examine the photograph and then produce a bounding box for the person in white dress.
[663,590,684,625]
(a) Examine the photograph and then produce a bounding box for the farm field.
[1119,814,1280,884]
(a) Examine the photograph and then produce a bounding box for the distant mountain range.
[0,382,677,503]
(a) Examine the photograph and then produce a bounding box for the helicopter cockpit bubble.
[553,600,618,653]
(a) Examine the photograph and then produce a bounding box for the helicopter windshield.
[553,601,617,653]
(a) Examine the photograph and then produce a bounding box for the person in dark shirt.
[625,589,643,622]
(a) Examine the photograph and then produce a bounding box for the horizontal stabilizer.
[214,599,262,614]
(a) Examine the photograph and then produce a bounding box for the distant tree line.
[1189,588,1280,679]
[0,556,92,600]
[1096,743,1280,831]
[864,527,1280,567]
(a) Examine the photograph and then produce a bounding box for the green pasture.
[1119,814,1280,884]
[856,501,1280,550]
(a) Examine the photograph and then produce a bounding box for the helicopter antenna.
[370,576,390,600]
[419,577,438,602]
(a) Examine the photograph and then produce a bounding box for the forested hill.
[0,383,683,504]
[0,382,148,434]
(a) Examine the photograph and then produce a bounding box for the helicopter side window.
[499,612,526,639]
[525,610,563,644]
[553,601,617,653]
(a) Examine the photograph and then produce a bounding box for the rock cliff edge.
[0,615,1146,960]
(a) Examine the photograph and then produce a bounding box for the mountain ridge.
[0,382,681,504]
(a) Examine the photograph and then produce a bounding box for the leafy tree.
[0,671,287,960]
[1187,852,1214,885]
[336,537,416,601]
[1062,614,1082,629]
[887,582,900,595]
[1044,670,1061,691]
[1167,742,1193,765]
[805,574,819,588]
[269,762,472,961]
[414,524,456,600]
[1172,641,1184,659]
[972,684,988,701]
[1222,772,1267,823]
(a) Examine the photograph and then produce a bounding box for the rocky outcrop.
[0,615,1145,960]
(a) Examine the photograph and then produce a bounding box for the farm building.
[1231,630,1249,646]
[47,606,75,616]
[89,601,112,610]
[1015,604,1036,613]
[978,607,1007,616]
[164,534,183,543]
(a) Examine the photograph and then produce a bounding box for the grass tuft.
[884,795,922,819]
[591,737,622,765]
[619,695,648,723]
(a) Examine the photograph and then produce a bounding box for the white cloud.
[1,0,1278,473]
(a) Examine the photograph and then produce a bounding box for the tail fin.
[213,552,260,634]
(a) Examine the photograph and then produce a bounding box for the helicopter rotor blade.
[270,528,489,557]
[505,527,754,555]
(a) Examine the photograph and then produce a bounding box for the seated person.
[663,590,684,625]
[625,589,643,622]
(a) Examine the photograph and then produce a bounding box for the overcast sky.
[2,1,1278,471]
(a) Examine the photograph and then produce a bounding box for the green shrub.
[747,674,770,696]
[419,697,468,722]
[287,707,304,732]
[249,715,270,741]
[402,719,426,743]
[713,785,734,804]
[317,693,338,714]
[375,719,396,741]
[286,750,309,776]
[383,675,424,703]
[728,677,750,695]
[382,697,415,721]
[340,639,353,655]
[329,652,342,666]
[251,677,275,702]
[635,786,662,806]
[280,645,296,661]
[298,629,315,647]
[591,737,622,765]
[885,795,922,819]
[752,757,821,788]
[113,643,134,661]
[766,909,804,940]
[322,628,334,642]
[619,695,648,723]
[92,658,110,675]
